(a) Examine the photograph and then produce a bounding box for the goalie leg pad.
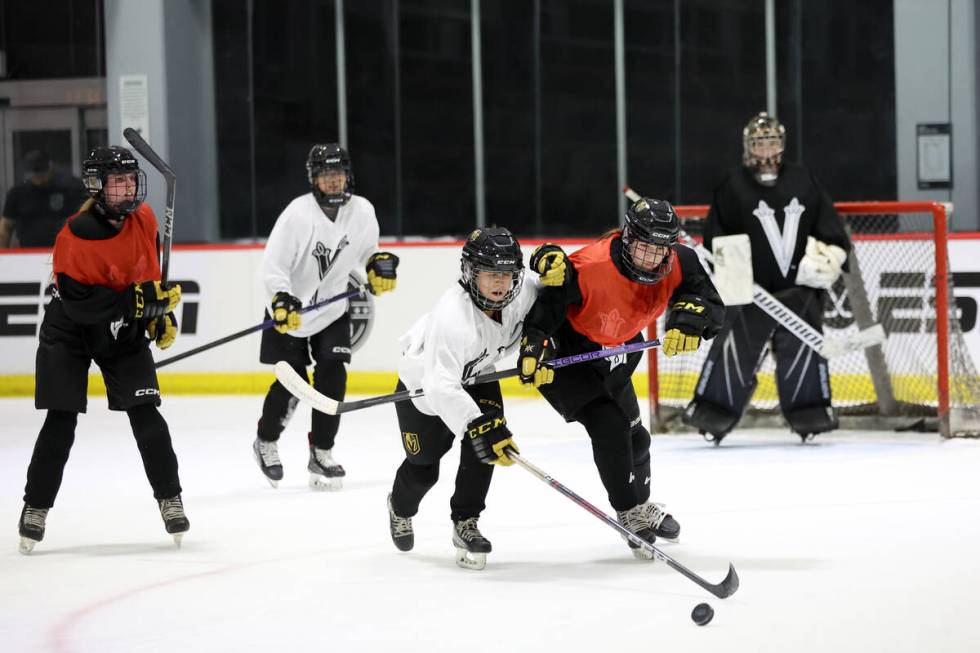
[784,405,839,438]
[682,398,742,441]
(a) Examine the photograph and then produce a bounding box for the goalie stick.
[508,449,739,599]
[623,186,885,358]
[275,338,663,415]
[124,128,176,285]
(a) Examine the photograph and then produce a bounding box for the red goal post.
[647,200,980,438]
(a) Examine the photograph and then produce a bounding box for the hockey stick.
[124,128,176,285]
[508,449,739,599]
[154,285,368,369]
[276,338,663,415]
[623,186,885,358]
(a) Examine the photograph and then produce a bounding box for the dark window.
[0,0,105,79]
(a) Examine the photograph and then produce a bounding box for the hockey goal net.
[648,201,980,438]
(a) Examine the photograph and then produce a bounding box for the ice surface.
[1,395,979,653]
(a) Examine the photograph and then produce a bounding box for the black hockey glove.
[663,294,709,357]
[147,312,178,350]
[530,243,568,287]
[518,328,554,388]
[128,280,181,320]
[366,252,400,295]
[465,409,519,466]
[271,292,302,334]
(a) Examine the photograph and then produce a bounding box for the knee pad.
[784,405,838,436]
[682,399,740,437]
[630,424,651,467]
[404,458,440,488]
[127,404,170,441]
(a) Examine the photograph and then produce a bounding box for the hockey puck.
[691,602,714,626]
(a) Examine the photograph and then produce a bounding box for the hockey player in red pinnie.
[521,197,724,559]
[18,146,188,554]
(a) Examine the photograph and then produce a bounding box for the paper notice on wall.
[119,74,150,143]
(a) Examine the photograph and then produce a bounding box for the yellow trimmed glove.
[130,281,181,320]
[147,312,178,350]
[519,329,554,387]
[529,243,568,287]
[662,328,700,357]
[662,295,710,357]
[366,252,400,295]
[271,292,302,334]
[465,409,519,466]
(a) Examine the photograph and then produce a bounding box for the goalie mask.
[621,197,678,285]
[82,146,147,219]
[742,111,786,186]
[307,143,354,206]
[460,227,524,311]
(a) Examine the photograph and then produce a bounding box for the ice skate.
[308,445,345,490]
[18,504,48,555]
[253,438,283,487]
[158,495,190,547]
[616,505,657,560]
[387,493,414,552]
[452,517,492,570]
[640,501,680,542]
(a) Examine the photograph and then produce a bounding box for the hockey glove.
[147,312,178,350]
[530,243,568,287]
[518,328,554,387]
[795,236,847,289]
[366,252,400,295]
[663,294,710,357]
[466,409,519,466]
[271,292,302,334]
[129,281,181,320]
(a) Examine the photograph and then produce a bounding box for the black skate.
[640,501,681,542]
[18,504,48,555]
[387,493,414,552]
[702,431,726,446]
[452,517,492,570]
[253,438,283,487]
[308,445,345,491]
[616,505,658,560]
[158,495,190,547]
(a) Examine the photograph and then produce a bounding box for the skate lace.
[617,506,648,533]
[312,447,336,468]
[22,507,48,529]
[642,502,669,529]
[159,497,185,521]
[391,513,413,537]
[454,517,483,542]
[257,440,281,466]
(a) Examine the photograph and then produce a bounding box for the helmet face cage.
[82,146,147,217]
[742,112,786,185]
[307,144,353,206]
[460,228,525,311]
[621,198,678,285]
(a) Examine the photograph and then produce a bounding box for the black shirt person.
[0,150,87,248]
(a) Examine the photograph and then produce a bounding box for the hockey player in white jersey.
[385,227,558,570]
[253,144,398,489]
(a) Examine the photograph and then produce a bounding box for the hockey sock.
[449,436,494,521]
[257,363,304,441]
[391,459,440,517]
[24,410,78,508]
[577,398,637,512]
[630,424,652,504]
[127,404,181,500]
[310,361,346,449]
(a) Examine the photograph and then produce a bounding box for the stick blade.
[712,563,740,598]
[273,360,339,415]
[821,323,887,358]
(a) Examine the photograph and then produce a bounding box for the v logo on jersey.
[312,236,350,280]
[462,349,490,382]
[752,198,805,277]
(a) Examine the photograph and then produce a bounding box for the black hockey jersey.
[703,163,851,293]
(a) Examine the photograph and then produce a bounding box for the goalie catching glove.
[128,281,181,320]
[518,329,554,388]
[147,313,178,350]
[466,409,518,466]
[271,292,302,334]
[663,294,711,357]
[366,252,400,295]
[529,243,568,287]
[795,236,847,290]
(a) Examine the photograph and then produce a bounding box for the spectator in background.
[0,150,87,248]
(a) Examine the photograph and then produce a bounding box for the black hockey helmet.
[307,143,353,206]
[82,145,147,218]
[742,111,785,186]
[621,197,678,284]
[460,227,525,311]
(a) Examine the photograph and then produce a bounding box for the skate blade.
[630,546,656,561]
[455,548,487,570]
[18,537,37,555]
[308,474,343,491]
[172,533,184,548]
[265,477,279,489]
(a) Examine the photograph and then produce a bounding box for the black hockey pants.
[257,360,346,450]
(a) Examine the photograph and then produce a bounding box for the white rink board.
[2,238,980,377]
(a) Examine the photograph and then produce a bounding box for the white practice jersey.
[398,276,541,437]
[261,193,379,338]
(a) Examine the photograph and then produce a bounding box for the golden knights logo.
[313,236,350,280]
[347,273,374,352]
[403,431,421,455]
